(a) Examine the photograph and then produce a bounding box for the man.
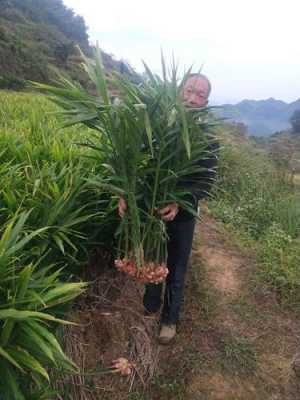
[119,73,218,344]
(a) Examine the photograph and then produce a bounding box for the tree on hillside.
[290,109,300,135]
[4,0,89,47]
[0,0,139,88]
[54,42,75,65]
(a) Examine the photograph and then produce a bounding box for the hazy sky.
[63,0,300,104]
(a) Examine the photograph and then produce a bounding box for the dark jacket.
[175,137,219,221]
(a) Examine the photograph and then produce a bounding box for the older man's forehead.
[185,76,209,89]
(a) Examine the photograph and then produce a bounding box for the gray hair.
[185,73,212,96]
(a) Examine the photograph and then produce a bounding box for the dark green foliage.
[54,42,76,65]
[0,76,26,90]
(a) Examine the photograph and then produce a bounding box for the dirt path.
[148,214,300,400]
[64,214,300,399]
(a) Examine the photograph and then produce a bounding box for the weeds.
[211,130,300,307]
[219,335,258,375]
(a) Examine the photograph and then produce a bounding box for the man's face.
[181,76,210,108]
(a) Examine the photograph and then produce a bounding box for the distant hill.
[218,98,300,137]
[0,0,136,89]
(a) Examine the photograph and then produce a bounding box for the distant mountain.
[217,98,300,136]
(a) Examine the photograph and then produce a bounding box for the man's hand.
[157,203,179,222]
[118,197,127,218]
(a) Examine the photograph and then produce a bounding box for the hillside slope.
[0,0,136,88]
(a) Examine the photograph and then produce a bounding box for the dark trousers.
[143,217,196,324]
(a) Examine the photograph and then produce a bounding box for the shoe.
[158,324,176,345]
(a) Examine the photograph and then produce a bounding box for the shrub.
[258,223,300,304]
[0,76,26,91]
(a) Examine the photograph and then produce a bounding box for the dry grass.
[294,173,300,187]
[54,267,160,399]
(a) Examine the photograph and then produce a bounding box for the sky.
[63,0,300,104]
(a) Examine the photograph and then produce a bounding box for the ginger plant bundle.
[32,45,217,283]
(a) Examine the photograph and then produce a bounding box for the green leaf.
[17,264,33,301]
[27,321,65,358]
[178,103,191,158]
[41,283,87,304]
[20,324,56,364]
[0,309,75,325]
[56,232,77,251]
[144,108,153,156]
[27,322,78,371]
[161,48,167,83]
[167,107,177,128]
[53,234,65,254]
[0,346,24,371]
[0,364,25,400]
[9,347,50,381]
[87,179,126,196]
[142,60,157,84]
[6,227,48,258]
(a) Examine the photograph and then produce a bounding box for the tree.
[54,42,75,65]
[290,109,300,135]
[8,0,89,46]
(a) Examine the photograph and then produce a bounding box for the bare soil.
[186,214,300,400]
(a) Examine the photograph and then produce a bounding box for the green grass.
[228,296,259,320]
[0,90,116,398]
[219,335,258,375]
[211,132,300,308]
[189,254,221,321]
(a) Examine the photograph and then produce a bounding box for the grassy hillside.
[0,89,117,398]
[211,125,300,305]
[0,0,137,89]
